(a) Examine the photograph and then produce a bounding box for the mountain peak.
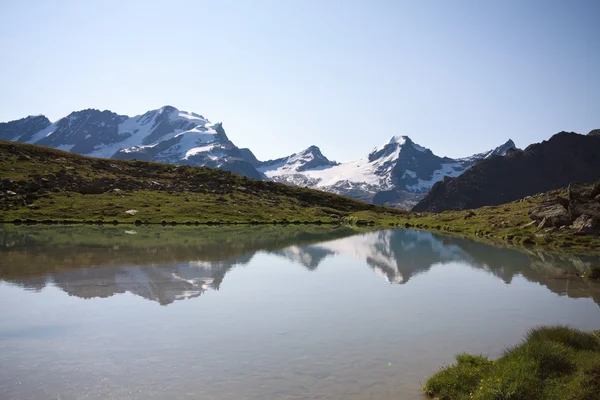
[300,145,323,155]
[488,139,517,157]
[388,135,411,145]
[158,105,178,114]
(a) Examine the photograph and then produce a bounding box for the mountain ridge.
[2,106,516,208]
[413,131,600,212]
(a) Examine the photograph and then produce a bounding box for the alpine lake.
[1,225,599,400]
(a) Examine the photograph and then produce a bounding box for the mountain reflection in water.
[1,225,599,307]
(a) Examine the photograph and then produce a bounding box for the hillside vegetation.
[2,141,600,254]
[0,140,403,224]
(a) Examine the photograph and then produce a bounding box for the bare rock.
[572,215,599,235]
[568,181,595,203]
[537,217,550,230]
[529,196,572,227]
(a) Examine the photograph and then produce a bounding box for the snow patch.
[405,162,463,192]
[23,123,57,144]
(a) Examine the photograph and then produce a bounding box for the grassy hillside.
[382,190,600,253]
[0,140,404,224]
[1,140,599,254]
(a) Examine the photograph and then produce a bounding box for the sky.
[0,0,599,162]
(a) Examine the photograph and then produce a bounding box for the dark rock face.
[413,132,600,212]
[0,116,51,142]
[239,148,261,167]
[588,129,600,137]
[37,109,128,154]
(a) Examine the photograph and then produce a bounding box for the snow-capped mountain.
[256,135,516,208]
[0,106,263,180]
[1,106,516,208]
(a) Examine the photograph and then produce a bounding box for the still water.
[1,225,599,400]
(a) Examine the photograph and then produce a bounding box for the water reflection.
[1,226,599,306]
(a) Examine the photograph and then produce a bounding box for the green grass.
[0,140,405,224]
[423,326,600,400]
[2,140,599,255]
[380,192,600,254]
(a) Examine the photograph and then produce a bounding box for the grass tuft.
[424,326,600,400]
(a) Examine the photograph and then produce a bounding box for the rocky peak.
[158,105,178,114]
[0,115,52,142]
[292,145,336,172]
[299,145,324,158]
[388,135,410,145]
[588,129,600,137]
[488,139,517,157]
[211,122,231,144]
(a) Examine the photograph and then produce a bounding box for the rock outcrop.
[528,180,600,235]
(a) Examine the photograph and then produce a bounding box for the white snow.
[176,111,208,122]
[80,107,220,159]
[412,143,428,153]
[184,144,216,159]
[388,135,407,145]
[403,170,416,178]
[262,140,403,189]
[405,162,463,192]
[23,123,56,143]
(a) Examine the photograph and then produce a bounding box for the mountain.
[2,107,515,208]
[413,131,600,212]
[0,106,263,180]
[258,136,516,208]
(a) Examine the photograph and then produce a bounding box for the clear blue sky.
[1,0,599,162]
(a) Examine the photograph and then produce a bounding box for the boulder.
[572,215,599,235]
[568,180,600,219]
[529,196,572,227]
[568,182,595,203]
[571,202,600,219]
